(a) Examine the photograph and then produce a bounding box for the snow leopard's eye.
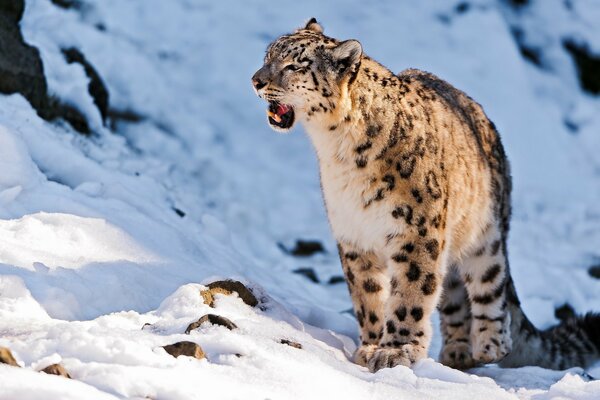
[284,64,302,72]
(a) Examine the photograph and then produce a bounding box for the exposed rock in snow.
[40,363,71,378]
[162,341,206,360]
[185,314,238,333]
[0,347,19,367]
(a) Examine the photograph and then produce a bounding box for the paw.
[440,341,475,370]
[367,345,422,372]
[471,329,512,364]
[354,344,379,367]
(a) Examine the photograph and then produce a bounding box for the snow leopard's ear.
[332,40,362,79]
[302,17,323,33]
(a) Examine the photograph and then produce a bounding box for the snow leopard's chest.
[319,161,399,253]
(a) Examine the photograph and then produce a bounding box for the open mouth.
[267,101,295,130]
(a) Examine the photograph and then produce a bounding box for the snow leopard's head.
[252,18,362,132]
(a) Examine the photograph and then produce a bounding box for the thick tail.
[499,279,600,370]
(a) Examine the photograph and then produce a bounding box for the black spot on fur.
[392,253,408,263]
[396,155,417,179]
[411,188,423,203]
[346,269,355,285]
[369,311,379,324]
[399,329,410,336]
[425,239,439,260]
[368,331,378,340]
[402,243,415,253]
[421,273,436,295]
[425,170,442,199]
[406,262,421,281]
[441,304,461,315]
[310,71,319,87]
[363,279,382,293]
[395,306,407,321]
[356,157,368,168]
[366,124,381,137]
[472,285,503,304]
[355,140,372,154]
[391,204,413,225]
[411,307,424,322]
[357,310,364,326]
[386,320,396,334]
[481,264,502,283]
[382,174,395,190]
[473,246,486,257]
[490,240,501,256]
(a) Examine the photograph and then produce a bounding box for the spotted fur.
[253,19,600,372]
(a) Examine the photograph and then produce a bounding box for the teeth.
[268,110,282,123]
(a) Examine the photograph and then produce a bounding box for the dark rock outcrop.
[0,347,19,366]
[278,240,326,257]
[293,267,319,283]
[328,275,346,285]
[588,265,600,280]
[201,280,258,307]
[40,363,71,378]
[280,339,302,349]
[185,314,237,333]
[0,0,103,134]
[163,341,206,360]
[62,47,109,121]
[563,39,600,95]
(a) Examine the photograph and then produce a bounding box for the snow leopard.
[252,18,600,372]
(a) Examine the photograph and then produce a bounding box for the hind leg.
[461,232,512,364]
[438,266,475,369]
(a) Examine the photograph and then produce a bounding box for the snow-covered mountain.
[0,0,599,398]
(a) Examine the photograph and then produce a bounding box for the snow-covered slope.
[0,0,599,398]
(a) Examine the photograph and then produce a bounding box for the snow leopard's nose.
[252,66,270,92]
[252,78,266,91]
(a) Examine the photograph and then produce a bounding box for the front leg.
[368,230,444,372]
[337,243,388,367]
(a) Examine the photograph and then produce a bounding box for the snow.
[0,0,599,398]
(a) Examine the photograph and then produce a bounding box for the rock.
[563,39,600,95]
[278,240,325,257]
[62,47,109,122]
[200,289,216,307]
[163,341,205,360]
[50,0,83,10]
[201,280,258,307]
[0,347,18,366]
[0,0,92,134]
[172,207,185,218]
[292,267,319,283]
[40,363,71,378]
[280,339,302,349]
[588,265,600,280]
[107,108,145,131]
[328,275,346,285]
[185,314,237,333]
[0,0,49,115]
